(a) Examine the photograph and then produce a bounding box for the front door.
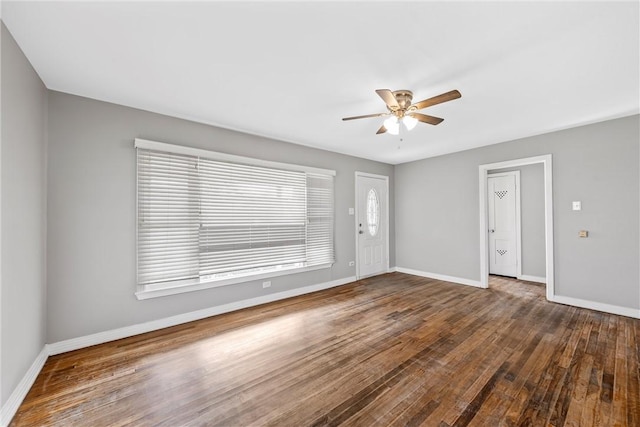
[488,172,520,277]
[356,173,388,278]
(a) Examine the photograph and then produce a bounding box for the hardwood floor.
[11,273,640,426]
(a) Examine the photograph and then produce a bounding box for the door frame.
[479,155,554,301]
[487,170,522,278]
[355,172,390,280]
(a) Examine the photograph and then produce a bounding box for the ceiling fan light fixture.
[383,116,399,135]
[403,115,418,131]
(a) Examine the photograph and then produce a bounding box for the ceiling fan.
[342,89,462,135]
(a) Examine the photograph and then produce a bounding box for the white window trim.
[134,138,336,176]
[134,138,336,300]
[136,263,332,300]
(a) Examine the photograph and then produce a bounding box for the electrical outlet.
[262,281,271,288]
[348,261,355,267]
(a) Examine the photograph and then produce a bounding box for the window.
[135,139,335,298]
[366,188,379,237]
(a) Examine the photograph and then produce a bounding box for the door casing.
[479,155,554,301]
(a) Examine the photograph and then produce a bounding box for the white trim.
[395,267,484,288]
[550,295,640,319]
[479,155,554,301]
[134,138,336,176]
[387,266,397,273]
[517,275,546,284]
[0,26,3,424]
[49,276,356,356]
[136,263,332,300]
[487,170,522,278]
[0,346,48,427]
[354,172,390,280]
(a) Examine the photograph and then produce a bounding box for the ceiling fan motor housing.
[391,90,413,116]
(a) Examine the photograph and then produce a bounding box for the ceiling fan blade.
[411,113,444,125]
[342,112,388,121]
[376,125,388,134]
[413,90,461,110]
[375,89,400,109]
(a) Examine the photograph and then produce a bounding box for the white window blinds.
[136,142,335,287]
[198,158,307,279]
[137,150,200,285]
[306,173,335,267]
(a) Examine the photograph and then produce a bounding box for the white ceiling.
[2,1,639,164]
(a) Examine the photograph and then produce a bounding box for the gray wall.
[46,91,395,343]
[490,164,545,278]
[1,23,48,406]
[396,115,639,309]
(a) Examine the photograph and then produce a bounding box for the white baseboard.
[387,266,397,273]
[1,346,49,427]
[550,295,640,319]
[395,267,484,288]
[48,276,356,355]
[517,275,546,284]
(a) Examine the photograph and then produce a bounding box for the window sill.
[135,263,333,300]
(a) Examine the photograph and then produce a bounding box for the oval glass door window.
[366,188,380,237]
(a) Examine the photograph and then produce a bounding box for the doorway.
[355,172,389,279]
[479,155,554,301]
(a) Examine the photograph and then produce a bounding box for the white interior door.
[488,172,520,277]
[356,173,388,278]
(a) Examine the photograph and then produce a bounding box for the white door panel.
[356,174,388,278]
[488,173,520,277]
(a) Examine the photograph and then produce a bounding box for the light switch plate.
[572,201,581,211]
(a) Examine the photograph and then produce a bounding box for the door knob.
[489,229,495,233]
[359,230,364,234]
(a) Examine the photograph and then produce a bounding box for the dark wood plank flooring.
[10,273,640,426]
